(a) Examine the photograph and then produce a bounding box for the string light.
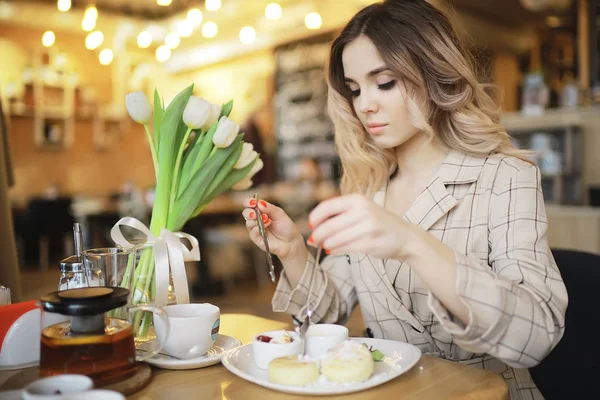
[156,45,171,62]
[187,8,203,26]
[165,33,180,49]
[85,31,104,50]
[42,31,55,47]
[205,0,221,11]
[239,26,256,44]
[137,31,152,48]
[265,3,282,20]
[305,12,322,30]
[99,49,113,65]
[82,18,96,32]
[57,0,71,12]
[84,5,98,21]
[157,0,172,6]
[202,21,218,38]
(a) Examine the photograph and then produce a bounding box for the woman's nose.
[357,90,378,114]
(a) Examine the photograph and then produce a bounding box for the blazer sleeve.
[272,253,358,325]
[428,160,568,368]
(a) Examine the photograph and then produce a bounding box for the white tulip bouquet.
[120,85,263,336]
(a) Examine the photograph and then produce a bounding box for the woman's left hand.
[308,194,416,259]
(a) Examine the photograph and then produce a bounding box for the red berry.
[256,335,273,343]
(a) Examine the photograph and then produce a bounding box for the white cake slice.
[268,355,320,386]
[320,341,375,382]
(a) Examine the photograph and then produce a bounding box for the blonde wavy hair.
[327,0,531,196]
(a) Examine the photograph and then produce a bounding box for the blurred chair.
[529,248,600,400]
[25,197,74,270]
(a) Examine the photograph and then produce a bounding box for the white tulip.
[202,103,222,131]
[247,157,264,179]
[212,116,239,148]
[182,96,211,129]
[232,177,253,191]
[234,143,258,169]
[125,91,152,124]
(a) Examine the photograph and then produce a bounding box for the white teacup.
[305,324,349,358]
[153,303,220,360]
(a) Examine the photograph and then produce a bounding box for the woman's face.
[342,36,420,149]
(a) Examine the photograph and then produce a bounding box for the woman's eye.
[350,88,361,97]
[378,80,396,90]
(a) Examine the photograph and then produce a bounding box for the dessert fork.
[253,193,276,283]
[298,246,322,354]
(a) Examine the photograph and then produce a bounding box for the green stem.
[143,124,159,181]
[169,126,193,211]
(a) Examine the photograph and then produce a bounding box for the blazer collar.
[366,150,488,334]
[374,149,488,232]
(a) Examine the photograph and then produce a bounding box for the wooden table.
[128,314,508,400]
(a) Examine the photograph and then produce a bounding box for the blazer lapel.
[365,184,425,331]
[362,150,488,331]
[405,150,486,231]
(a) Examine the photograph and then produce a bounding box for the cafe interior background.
[0,0,599,316]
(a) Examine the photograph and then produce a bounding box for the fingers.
[308,194,362,230]
[319,220,372,255]
[242,207,270,224]
[308,211,362,249]
[242,197,282,222]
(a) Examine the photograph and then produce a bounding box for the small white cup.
[22,375,93,400]
[154,303,220,360]
[305,324,349,358]
[252,330,302,369]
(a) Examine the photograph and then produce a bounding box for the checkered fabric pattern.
[273,150,567,400]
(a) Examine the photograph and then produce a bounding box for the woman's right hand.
[242,198,305,261]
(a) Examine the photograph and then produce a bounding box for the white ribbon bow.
[110,217,200,307]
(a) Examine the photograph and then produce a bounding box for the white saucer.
[144,334,241,370]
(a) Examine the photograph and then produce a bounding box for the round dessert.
[268,356,320,386]
[320,340,375,382]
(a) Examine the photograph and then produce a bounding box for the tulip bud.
[125,91,152,124]
[183,96,211,129]
[232,177,253,191]
[212,116,239,148]
[202,103,222,131]
[234,143,258,169]
[247,158,264,179]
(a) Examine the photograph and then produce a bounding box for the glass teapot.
[39,287,169,386]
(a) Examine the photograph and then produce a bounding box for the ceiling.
[20,0,197,19]
[13,0,575,24]
[0,0,575,74]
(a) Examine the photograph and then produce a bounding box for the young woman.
[242,1,567,398]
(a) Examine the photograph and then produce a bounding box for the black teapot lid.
[40,287,130,316]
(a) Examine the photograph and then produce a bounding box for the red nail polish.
[249,211,255,219]
[265,218,271,224]
[308,236,314,244]
[259,200,267,208]
[325,249,331,255]
[261,213,268,222]
[249,199,257,207]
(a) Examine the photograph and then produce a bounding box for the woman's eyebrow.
[344,66,390,83]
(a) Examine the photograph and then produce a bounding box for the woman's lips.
[367,124,387,135]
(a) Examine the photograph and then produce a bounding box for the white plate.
[221,337,421,396]
[144,334,241,370]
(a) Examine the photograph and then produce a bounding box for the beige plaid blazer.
[273,150,568,400]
